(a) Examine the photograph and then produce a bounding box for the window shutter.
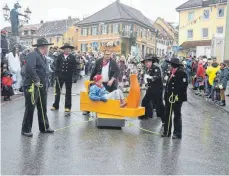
[111,24,113,33]
[81,28,83,35]
[107,25,109,34]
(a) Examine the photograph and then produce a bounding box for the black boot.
[41,128,54,133]
[138,115,148,120]
[83,111,90,115]
[21,131,33,137]
[219,100,226,106]
[172,135,182,139]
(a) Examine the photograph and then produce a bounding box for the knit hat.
[93,75,102,82]
[203,58,208,63]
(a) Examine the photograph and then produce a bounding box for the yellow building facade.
[77,23,156,56]
[177,0,228,57]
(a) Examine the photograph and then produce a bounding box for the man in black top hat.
[22,38,54,137]
[162,57,188,139]
[138,54,164,123]
[51,43,79,112]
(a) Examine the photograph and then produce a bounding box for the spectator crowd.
[1,28,229,109]
[183,55,229,107]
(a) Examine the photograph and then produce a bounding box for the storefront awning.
[180,40,211,50]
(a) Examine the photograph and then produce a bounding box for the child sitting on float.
[89,75,127,107]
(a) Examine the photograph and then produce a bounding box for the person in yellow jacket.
[206,60,220,86]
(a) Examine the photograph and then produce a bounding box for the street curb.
[189,88,229,114]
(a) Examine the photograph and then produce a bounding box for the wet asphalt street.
[1,78,229,175]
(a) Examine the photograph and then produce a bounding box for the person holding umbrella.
[162,57,188,139]
[51,43,78,112]
[22,38,54,137]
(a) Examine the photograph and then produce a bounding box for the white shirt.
[64,54,69,59]
[101,62,110,82]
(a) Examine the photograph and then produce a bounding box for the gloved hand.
[100,97,108,102]
[175,95,179,101]
[164,75,169,81]
[145,74,153,80]
[34,82,41,87]
[219,84,224,89]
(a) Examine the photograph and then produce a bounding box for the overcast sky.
[1,0,187,28]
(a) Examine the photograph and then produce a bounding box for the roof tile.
[77,1,153,29]
[36,18,79,37]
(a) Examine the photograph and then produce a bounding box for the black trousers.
[140,89,164,122]
[22,86,50,133]
[163,100,183,137]
[53,78,72,109]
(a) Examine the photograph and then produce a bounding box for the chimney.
[116,0,120,3]
[68,16,72,20]
[40,20,44,24]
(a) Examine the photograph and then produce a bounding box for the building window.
[218,8,224,18]
[202,28,208,38]
[142,29,146,38]
[24,30,28,35]
[56,37,59,43]
[187,29,193,39]
[113,24,119,34]
[81,28,88,36]
[217,26,224,34]
[203,9,210,19]
[188,11,194,21]
[102,25,107,34]
[92,26,97,35]
[49,38,52,43]
[137,28,140,37]
[31,30,36,35]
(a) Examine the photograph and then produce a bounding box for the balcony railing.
[120,31,137,38]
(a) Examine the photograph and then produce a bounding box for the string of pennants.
[179,7,212,29]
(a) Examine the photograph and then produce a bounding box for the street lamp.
[3,4,10,21]
[24,7,32,19]
[2,2,32,26]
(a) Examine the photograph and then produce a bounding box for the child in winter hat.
[89,75,127,107]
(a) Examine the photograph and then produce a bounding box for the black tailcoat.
[139,64,164,120]
[53,53,78,110]
[164,67,188,102]
[22,49,50,133]
[163,67,188,138]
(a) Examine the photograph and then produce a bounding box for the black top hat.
[141,54,158,63]
[166,57,182,66]
[60,43,74,50]
[32,38,54,47]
